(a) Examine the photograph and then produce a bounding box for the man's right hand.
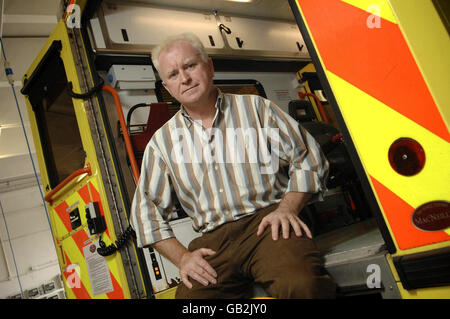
[151,238,217,289]
[179,248,217,289]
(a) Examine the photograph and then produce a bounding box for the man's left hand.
[256,204,312,240]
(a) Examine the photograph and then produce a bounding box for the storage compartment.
[90,1,309,60]
[219,14,308,57]
[98,2,224,49]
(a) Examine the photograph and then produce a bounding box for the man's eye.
[188,63,196,69]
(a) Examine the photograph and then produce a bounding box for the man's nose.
[179,69,191,83]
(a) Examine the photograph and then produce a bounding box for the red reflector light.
[388,138,425,176]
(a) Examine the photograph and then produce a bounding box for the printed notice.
[83,241,114,297]
[274,90,291,101]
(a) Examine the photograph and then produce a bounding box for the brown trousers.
[175,204,336,299]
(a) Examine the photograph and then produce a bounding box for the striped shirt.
[130,90,329,248]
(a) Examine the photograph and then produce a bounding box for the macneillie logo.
[412,201,450,232]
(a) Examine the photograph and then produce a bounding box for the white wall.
[214,71,300,114]
[114,71,300,127]
[0,36,62,299]
[0,187,60,299]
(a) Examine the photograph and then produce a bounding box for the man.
[130,32,336,299]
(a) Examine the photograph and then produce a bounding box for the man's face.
[159,40,215,108]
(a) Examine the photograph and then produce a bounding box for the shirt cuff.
[134,220,175,248]
[286,169,327,202]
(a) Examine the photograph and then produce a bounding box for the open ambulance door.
[20,19,150,299]
[289,0,450,298]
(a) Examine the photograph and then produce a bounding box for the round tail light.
[388,138,425,176]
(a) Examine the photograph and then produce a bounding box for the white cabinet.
[92,2,309,60]
[100,3,224,49]
[219,15,308,57]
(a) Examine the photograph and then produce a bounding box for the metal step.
[315,219,401,298]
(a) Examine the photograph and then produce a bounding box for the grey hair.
[151,32,209,74]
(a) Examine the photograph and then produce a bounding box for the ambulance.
[19,0,449,299]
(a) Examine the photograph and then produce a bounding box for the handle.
[67,77,104,100]
[44,164,92,205]
[219,24,232,34]
[102,85,140,184]
[298,92,329,124]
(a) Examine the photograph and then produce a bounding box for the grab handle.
[44,164,92,205]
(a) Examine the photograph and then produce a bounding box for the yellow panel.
[326,71,450,210]
[63,237,99,299]
[388,0,450,130]
[63,282,76,299]
[87,178,132,299]
[298,62,316,75]
[293,0,449,297]
[385,255,450,299]
[341,0,397,24]
[398,285,450,299]
[154,287,177,299]
[54,216,94,299]
[53,221,68,270]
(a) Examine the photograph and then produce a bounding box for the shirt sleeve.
[130,139,176,248]
[260,96,329,201]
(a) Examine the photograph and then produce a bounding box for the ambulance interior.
[37,0,396,298]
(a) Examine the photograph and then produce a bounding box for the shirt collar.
[180,88,224,128]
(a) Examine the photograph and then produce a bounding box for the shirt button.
[219,188,224,193]
[215,165,219,170]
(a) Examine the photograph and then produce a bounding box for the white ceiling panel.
[109,0,295,21]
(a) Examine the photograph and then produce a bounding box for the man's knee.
[268,266,336,299]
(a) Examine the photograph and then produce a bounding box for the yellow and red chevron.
[51,179,126,299]
[295,0,450,251]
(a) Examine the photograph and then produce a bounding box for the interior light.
[388,137,425,176]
